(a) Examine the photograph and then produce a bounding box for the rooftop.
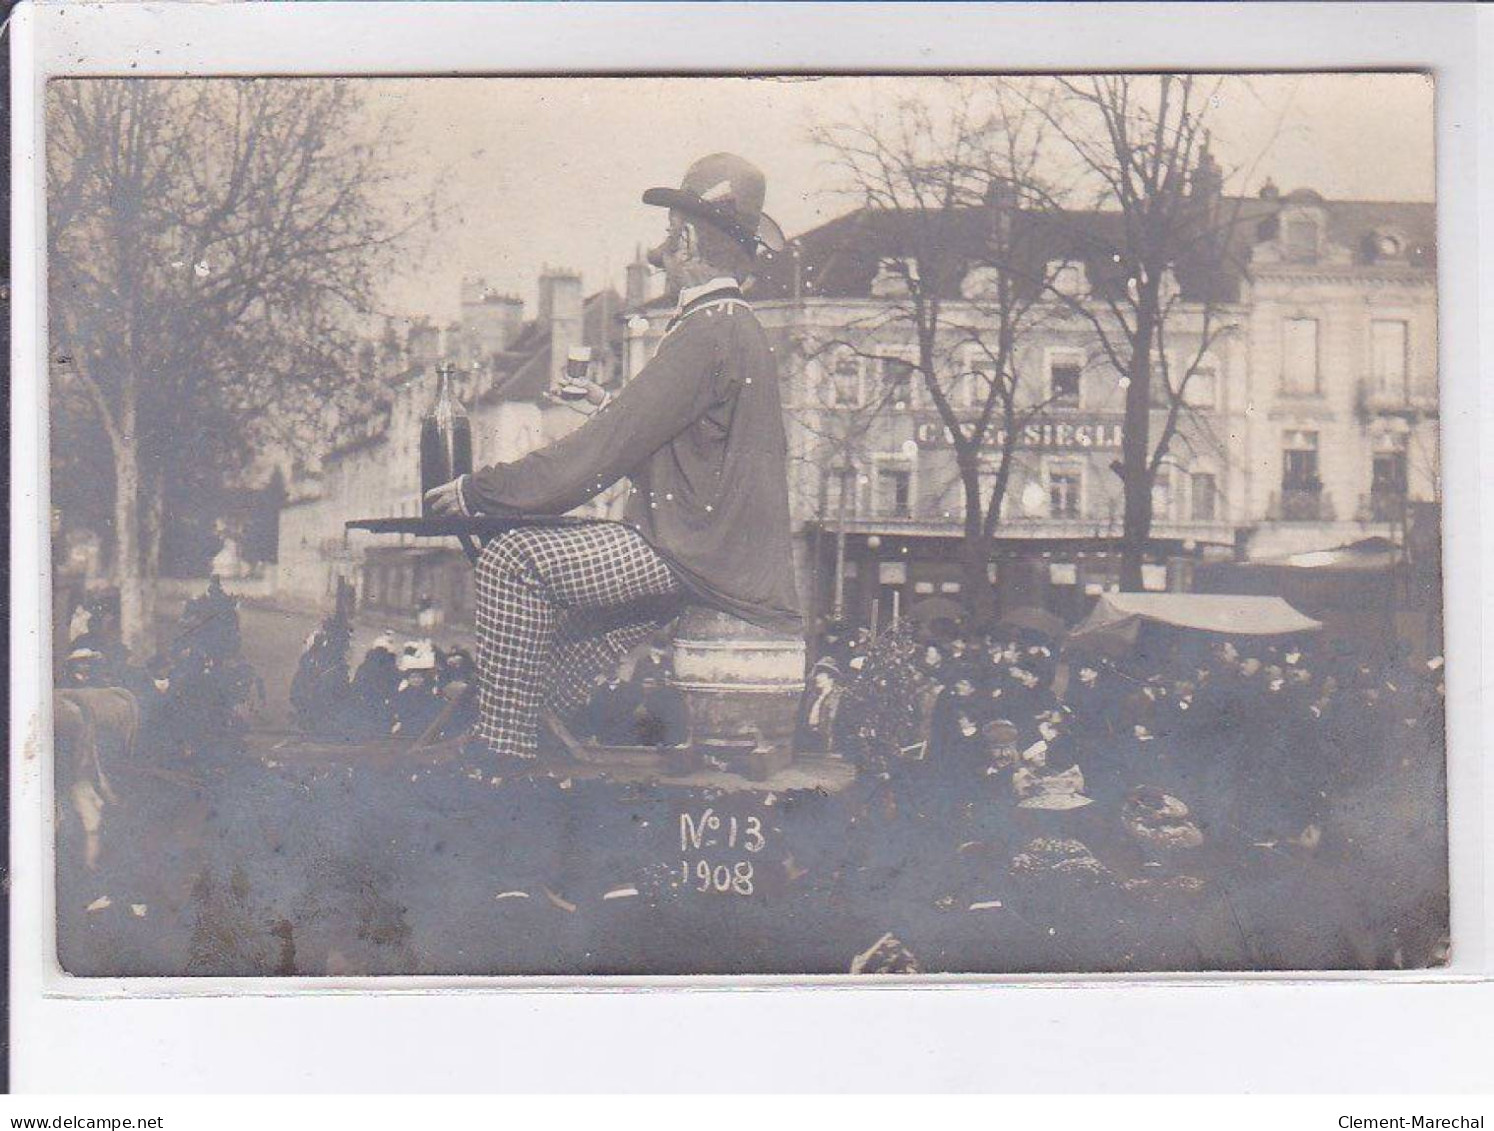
[741,193,1435,307]
[325,284,625,460]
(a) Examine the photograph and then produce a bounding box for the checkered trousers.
[473,522,683,758]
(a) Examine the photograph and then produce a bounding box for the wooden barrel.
[667,607,806,761]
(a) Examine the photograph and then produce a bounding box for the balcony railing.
[1358,379,1439,419]
[1268,487,1335,522]
[804,509,1237,545]
[1360,490,1408,524]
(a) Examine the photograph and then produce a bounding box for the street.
[157,595,475,732]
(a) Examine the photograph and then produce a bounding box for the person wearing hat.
[794,656,845,754]
[582,667,645,747]
[423,154,802,761]
[349,632,402,739]
[928,662,987,770]
[391,640,444,738]
[814,617,855,670]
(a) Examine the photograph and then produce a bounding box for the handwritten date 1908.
[681,859,755,895]
[677,808,768,897]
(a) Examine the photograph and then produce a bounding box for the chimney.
[460,277,524,354]
[1190,139,1223,200]
[538,268,583,390]
[625,245,650,309]
[1189,138,1224,228]
[589,288,620,385]
[984,176,1018,247]
[984,177,1018,211]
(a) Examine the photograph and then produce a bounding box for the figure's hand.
[551,381,611,413]
[424,479,466,517]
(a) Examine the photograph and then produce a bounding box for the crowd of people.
[291,610,689,750]
[286,597,1447,874]
[73,578,1446,859]
[61,577,264,758]
[291,617,478,744]
[56,582,1448,973]
[797,611,1446,876]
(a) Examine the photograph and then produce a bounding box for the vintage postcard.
[45,72,1446,978]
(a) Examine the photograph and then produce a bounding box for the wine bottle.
[420,363,474,513]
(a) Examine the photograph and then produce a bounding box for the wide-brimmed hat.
[1018,791,1095,812]
[643,153,786,257]
[982,718,1020,747]
[397,640,437,672]
[810,656,843,680]
[1014,764,1093,810]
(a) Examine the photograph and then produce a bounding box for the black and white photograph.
[42,71,1448,979]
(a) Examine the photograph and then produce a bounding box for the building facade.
[1237,188,1438,559]
[278,184,1436,636]
[276,269,629,618]
[618,183,1436,631]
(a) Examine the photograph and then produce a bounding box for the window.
[876,466,912,518]
[1370,450,1406,522]
[1152,467,1173,522]
[1184,363,1219,408]
[826,355,863,408]
[1371,319,1409,399]
[1373,232,1403,259]
[1370,452,1407,521]
[961,266,1003,301]
[966,459,1002,512]
[1049,260,1088,297]
[882,357,916,410]
[1149,357,1173,407]
[1284,218,1319,261]
[825,466,858,518]
[870,258,916,298]
[1282,318,1320,395]
[878,562,907,586]
[1048,464,1082,519]
[1048,353,1083,406]
[958,348,996,408]
[1190,472,1217,521]
[1283,431,1321,492]
[1158,268,1181,306]
[1371,452,1406,492]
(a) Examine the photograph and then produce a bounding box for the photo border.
[9,0,1490,1092]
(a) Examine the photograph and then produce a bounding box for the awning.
[1067,592,1322,650]
[1259,537,1401,572]
[999,605,1069,642]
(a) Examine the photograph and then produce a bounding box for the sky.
[365,73,1435,326]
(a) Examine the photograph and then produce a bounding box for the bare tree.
[809,78,1075,622]
[48,78,432,653]
[784,333,914,620]
[1028,74,1246,590]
